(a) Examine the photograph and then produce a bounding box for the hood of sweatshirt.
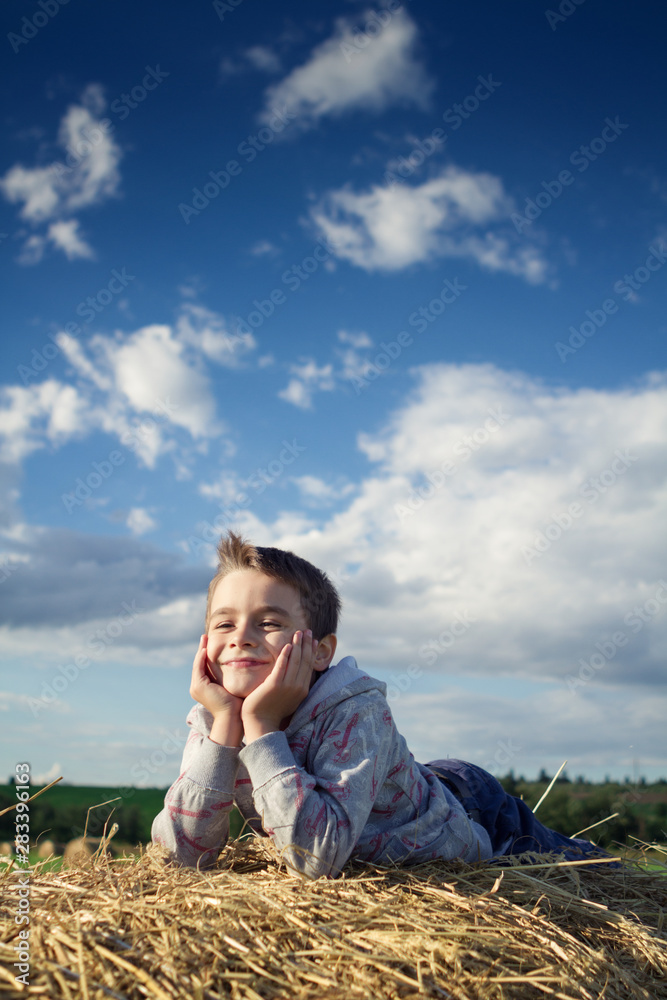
[284,655,387,734]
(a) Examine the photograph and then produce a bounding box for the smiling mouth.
[223,659,269,667]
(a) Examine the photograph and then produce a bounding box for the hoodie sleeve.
[151,709,242,869]
[238,689,393,878]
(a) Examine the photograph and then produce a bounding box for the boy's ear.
[314,633,337,671]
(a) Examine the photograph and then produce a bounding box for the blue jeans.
[427,758,613,862]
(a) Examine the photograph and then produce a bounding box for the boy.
[152,532,610,878]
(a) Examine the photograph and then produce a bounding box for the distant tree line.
[498,772,667,849]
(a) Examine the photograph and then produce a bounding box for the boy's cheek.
[271,637,291,659]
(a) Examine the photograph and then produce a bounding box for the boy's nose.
[230,624,256,645]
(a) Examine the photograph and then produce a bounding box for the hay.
[1,838,666,999]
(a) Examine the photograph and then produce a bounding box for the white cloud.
[337,329,373,348]
[292,475,335,499]
[57,334,111,392]
[292,475,355,505]
[177,277,205,299]
[80,82,106,117]
[15,220,95,263]
[0,381,89,463]
[224,363,667,776]
[259,7,434,129]
[270,331,385,412]
[0,86,122,263]
[175,303,256,365]
[55,100,120,214]
[254,363,667,687]
[245,45,282,74]
[337,348,376,385]
[198,470,245,506]
[47,219,95,260]
[126,507,157,536]
[312,166,548,281]
[0,307,242,468]
[445,233,547,284]
[334,330,376,383]
[220,45,282,80]
[16,233,47,266]
[92,323,222,443]
[249,239,279,257]
[1,166,60,223]
[391,686,667,784]
[278,359,335,409]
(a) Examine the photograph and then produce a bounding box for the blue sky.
[1,0,665,793]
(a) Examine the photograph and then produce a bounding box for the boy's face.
[206,568,326,699]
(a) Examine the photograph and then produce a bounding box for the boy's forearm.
[242,716,280,744]
[239,728,380,878]
[209,713,244,747]
[152,781,233,868]
[152,731,242,868]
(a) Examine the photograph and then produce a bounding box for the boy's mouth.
[223,658,269,667]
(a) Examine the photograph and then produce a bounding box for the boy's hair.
[205,531,341,639]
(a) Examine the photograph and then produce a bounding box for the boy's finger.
[290,629,317,687]
[273,641,293,680]
[288,629,310,679]
[192,638,203,664]
[203,654,217,683]
[192,635,208,679]
[297,630,315,672]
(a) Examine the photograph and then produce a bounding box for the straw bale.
[36,840,65,860]
[62,837,117,865]
[1,838,665,999]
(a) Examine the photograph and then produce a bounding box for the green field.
[0,783,167,850]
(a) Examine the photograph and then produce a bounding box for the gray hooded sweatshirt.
[152,656,492,878]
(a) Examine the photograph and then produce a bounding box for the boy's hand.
[190,635,244,746]
[241,629,320,743]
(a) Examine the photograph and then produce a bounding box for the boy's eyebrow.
[209,604,294,619]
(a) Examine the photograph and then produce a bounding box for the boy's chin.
[221,675,267,699]
[226,685,254,698]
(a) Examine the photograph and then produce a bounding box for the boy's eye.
[212,620,283,630]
